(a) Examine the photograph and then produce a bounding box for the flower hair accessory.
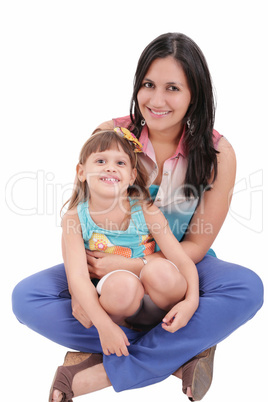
[114,127,143,153]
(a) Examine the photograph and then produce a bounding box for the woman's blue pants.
[12,255,263,392]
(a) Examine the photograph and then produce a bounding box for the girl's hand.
[161,299,198,333]
[86,250,129,278]
[97,321,130,357]
[71,294,93,329]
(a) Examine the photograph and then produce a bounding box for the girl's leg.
[98,271,145,325]
[12,264,143,352]
[104,255,263,391]
[140,258,187,310]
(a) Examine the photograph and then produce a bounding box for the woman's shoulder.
[94,120,114,132]
[217,136,236,160]
[94,116,131,132]
[215,136,236,183]
[213,129,236,162]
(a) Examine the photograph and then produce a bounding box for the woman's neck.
[148,125,183,146]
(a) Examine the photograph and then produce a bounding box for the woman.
[12,33,263,401]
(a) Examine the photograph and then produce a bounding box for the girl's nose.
[105,163,116,172]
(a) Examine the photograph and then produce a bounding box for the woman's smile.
[147,107,171,118]
[137,56,191,137]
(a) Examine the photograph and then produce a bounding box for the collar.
[140,125,186,159]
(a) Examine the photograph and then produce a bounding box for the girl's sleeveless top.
[77,199,155,258]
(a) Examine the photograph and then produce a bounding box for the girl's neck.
[88,196,131,231]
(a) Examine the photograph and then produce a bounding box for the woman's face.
[137,56,191,137]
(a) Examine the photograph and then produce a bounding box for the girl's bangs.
[81,131,135,165]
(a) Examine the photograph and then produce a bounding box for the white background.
[1,0,267,401]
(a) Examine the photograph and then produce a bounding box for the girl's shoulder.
[61,207,82,235]
[141,202,166,225]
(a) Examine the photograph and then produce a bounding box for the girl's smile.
[77,146,137,198]
[99,175,120,184]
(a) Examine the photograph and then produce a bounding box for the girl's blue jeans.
[12,255,263,392]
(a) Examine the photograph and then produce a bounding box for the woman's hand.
[86,250,131,278]
[161,299,199,333]
[71,293,93,329]
[97,320,130,357]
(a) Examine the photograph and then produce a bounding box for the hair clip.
[114,127,143,153]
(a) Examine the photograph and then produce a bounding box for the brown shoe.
[181,346,216,401]
[48,352,103,402]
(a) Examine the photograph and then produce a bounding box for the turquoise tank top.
[77,199,155,258]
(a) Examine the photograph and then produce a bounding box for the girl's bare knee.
[100,272,144,315]
[141,258,177,290]
[141,259,187,304]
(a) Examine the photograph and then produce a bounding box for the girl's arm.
[62,209,130,356]
[143,204,199,305]
[181,137,236,263]
[143,204,199,332]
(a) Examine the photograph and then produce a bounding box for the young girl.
[60,127,199,361]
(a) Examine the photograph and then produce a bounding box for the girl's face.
[137,56,192,137]
[77,145,137,200]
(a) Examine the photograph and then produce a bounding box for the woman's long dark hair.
[129,32,218,200]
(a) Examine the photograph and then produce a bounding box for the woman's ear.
[76,163,86,182]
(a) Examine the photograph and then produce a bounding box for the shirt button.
[163,171,169,175]
[156,197,161,202]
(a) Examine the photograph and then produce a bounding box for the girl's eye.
[117,161,126,166]
[96,159,105,164]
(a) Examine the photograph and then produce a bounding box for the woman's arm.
[181,137,236,263]
[62,210,130,356]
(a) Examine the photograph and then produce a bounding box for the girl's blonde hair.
[62,129,152,213]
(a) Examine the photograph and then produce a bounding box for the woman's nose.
[150,88,165,108]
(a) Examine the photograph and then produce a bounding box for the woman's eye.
[143,82,154,89]
[168,85,179,92]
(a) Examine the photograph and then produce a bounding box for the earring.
[141,119,146,126]
[187,118,194,136]
[187,118,191,129]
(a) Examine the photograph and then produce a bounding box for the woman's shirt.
[113,116,222,249]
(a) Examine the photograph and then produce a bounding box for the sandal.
[48,352,103,402]
[181,345,217,401]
